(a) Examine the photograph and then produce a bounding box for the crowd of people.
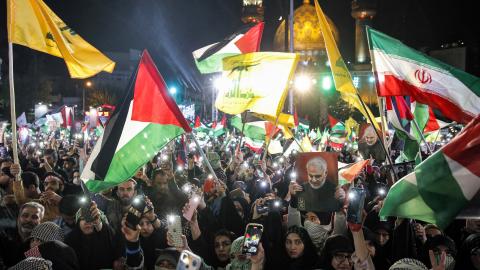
[0,123,478,270]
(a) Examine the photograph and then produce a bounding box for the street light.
[169,87,177,95]
[294,74,312,92]
[84,81,92,113]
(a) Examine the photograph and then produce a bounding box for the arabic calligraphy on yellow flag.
[313,0,379,130]
[215,52,299,117]
[7,0,115,78]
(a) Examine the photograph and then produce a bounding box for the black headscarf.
[282,225,319,270]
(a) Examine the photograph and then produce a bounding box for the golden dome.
[273,0,339,52]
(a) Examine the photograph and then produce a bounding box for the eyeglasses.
[308,174,323,179]
[333,253,352,263]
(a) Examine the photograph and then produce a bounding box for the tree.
[86,87,119,108]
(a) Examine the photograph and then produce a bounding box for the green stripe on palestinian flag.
[193,22,264,74]
[368,27,480,124]
[380,114,480,228]
[230,115,266,141]
[81,51,191,192]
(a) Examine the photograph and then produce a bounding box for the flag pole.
[356,92,397,182]
[365,26,397,182]
[8,42,19,165]
[237,112,247,154]
[411,118,434,155]
[190,133,219,182]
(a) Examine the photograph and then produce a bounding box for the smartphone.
[167,215,183,248]
[78,195,94,223]
[183,195,200,221]
[126,195,148,229]
[242,223,263,256]
[255,168,264,178]
[347,187,367,224]
[176,250,202,270]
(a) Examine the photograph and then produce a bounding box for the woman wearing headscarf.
[280,225,318,270]
[65,202,124,270]
[455,232,480,269]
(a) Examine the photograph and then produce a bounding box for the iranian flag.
[244,137,264,153]
[81,50,191,192]
[193,22,264,74]
[380,114,480,229]
[368,27,480,124]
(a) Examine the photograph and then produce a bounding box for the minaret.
[351,0,376,66]
[241,0,264,24]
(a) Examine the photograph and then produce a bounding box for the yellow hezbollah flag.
[300,135,313,152]
[215,52,299,117]
[313,0,379,130]
[252,112,295,140]
[7,0,115,78]
[252,112,295,129]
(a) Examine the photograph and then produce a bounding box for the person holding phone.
[65,201,124,270]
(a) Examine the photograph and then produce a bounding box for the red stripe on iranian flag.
[376,74,474,124]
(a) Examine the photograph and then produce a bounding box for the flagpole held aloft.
[8,42,20,166]
[356,92,397,182]
[190,133,219,183]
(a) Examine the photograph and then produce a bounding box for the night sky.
[0,0,478,89]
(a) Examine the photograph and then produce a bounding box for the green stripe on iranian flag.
[367,27,480,124]
[371,49,480,115]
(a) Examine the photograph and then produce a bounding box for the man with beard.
[145,169,187,219]
[11,165,61,222]
[288,157,345,224]
[0,158,14,197]
[358,125,386,164]
[94,179,138,234]
[36,149,69,182]
[0,201,45,267]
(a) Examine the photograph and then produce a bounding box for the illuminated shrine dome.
[273,0,340,53]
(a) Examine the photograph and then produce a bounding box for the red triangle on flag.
[212,121,217,129]
[265,122,280,140]
[220,114,227,126]
[424,107,441,133]
[235,22,264,54]
[194,116,201,128]
[131,51,191,132]
[328,114,339,128]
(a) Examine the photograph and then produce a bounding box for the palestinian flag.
[380,114,480,229]
[193,22,264,74]
[230,115,266,141]
[338,160,370,186]
[81,50,191,192]
[386,96,429,162]
[424,107,451,133]
[368,27,480,124]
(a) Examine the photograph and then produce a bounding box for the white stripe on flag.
[373,49,480,116]
[444,154,480,200]
[115,101,149,152]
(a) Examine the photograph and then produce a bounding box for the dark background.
[0,0,478,110]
